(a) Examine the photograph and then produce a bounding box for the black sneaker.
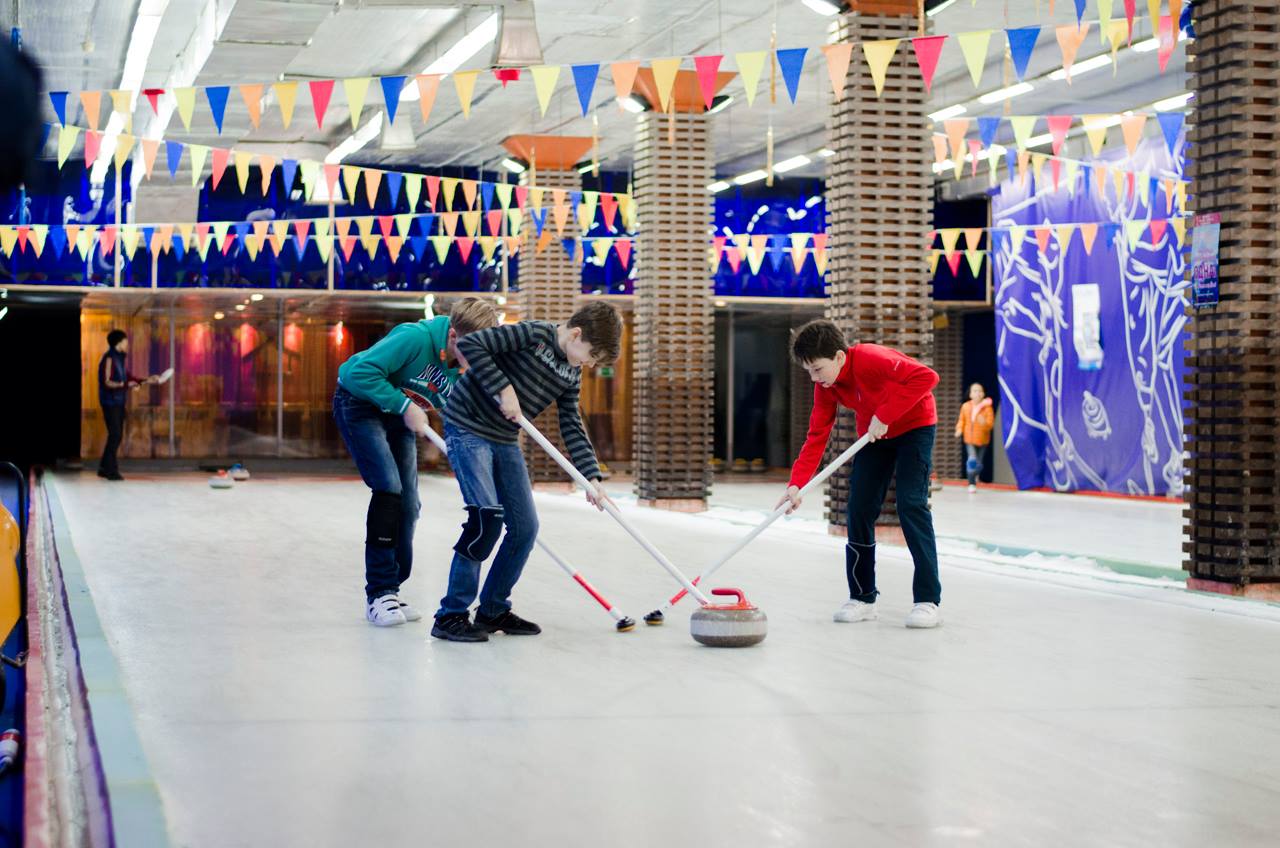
[475,609,541,636]
[430,613,489,643]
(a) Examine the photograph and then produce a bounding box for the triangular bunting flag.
[1157,112,1183,155]
[693,55,724,110]
[929,250,941,275]
[1120,113,1147,155]
[455,236,475,263]
[572,64,599,116]
[210,148,230,190]
[309,79,335,129]
[343,77,372,129]
[461,179,478,209]
[615,238,632,269]
[735,52,767,107]
[453,70,479,118]
[426,175,441,210]
[775,48,807,104]
[1009,115,1037,150]
[56,126,79,168]
[380,76,406,125]
[956,30,993,88]
[385,235,405,264]
[1125,219,1146,248]
[495,183,513,210]
[189,144,209,187]
[531,65,561,116]
[405,173,423,210]
[1157,13,1176,73]
[1055,224,1075,251]
[944,118,970,162]
[964,249,984,277]
[364,169,383,207]
[1082,115,1110,155]
[49,91,69,126]
[945,251,963,276]
[1149,218,1168,243]
[610,61,641,102]
[1170,216,1186,245]
[822,43,853,102]
[83,130,101,169]
[164,140,183,178]
[862,40,900,97]
[1034,226,1052,253]
[429,236,451,263]
[239,84,264,129]
[650,58,682,112]
[1046,115,1073,155]
[1006,27,1041,81]
[1079,222,1099,254]
[272,82,298,129]
[1010,226,1027,254]
[204,86,230,134]
[910,36,947,93]
[140,138,160,179]
[385,171,403,207]
[416,75,440,125]
[79,91,102,130]
[1055,24,1089,82]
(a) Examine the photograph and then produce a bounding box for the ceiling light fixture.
[401,12,500,103]
[707,180,731,193]
[773,154,811,173]
[977,82,1034,105]
[250,293,264,301]
[1048,53,1112,81]
[1153,92,1193,111]
[707,94,733,115]
[619,93,650,113]
[928,104,967,122]
[733,169,769,185]
[800,0,843,15]
[501,157,527,174]
[327,112,385,164]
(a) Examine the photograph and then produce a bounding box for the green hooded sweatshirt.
[337,315,457,414]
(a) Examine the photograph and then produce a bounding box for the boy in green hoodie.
[334,297,498,627]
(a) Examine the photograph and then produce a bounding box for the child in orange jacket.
[955,383,995,492]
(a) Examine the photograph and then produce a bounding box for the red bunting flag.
[910,36,948,93]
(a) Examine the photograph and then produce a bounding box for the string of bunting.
[711,232,829,276]
[927,214,1192,276]
[45,122,635,225]
[42,8,1184,139]
[0,220,635,268]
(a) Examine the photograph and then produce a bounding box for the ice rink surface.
[51,471,1280,848]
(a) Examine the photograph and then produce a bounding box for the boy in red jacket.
[778,319,943,628]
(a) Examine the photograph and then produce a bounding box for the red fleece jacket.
[788,344,939,489]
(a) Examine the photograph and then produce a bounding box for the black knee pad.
[366,491,402,549]
[454,505,505,561]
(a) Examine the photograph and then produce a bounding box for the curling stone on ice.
[228,463,250,481]
[208,470,234,489]
[690,588,767,647]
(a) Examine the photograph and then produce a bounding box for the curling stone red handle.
[711,587,748,606]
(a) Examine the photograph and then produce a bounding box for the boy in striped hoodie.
[432,302,623,643]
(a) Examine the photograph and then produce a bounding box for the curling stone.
[690,588,767,648]
[209,470,234,489]
[229,463,251,481]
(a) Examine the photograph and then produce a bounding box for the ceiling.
[15,0,1189,187]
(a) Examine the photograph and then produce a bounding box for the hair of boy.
[106,329,127,349]
[446,297,500,336]
[566,301,623,364]
[790,319,847,364]
[969,382,984,393]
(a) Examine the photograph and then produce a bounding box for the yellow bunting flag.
[861,40,900,97]
[1120,114,1147,155]
[964,249,984,276]
[1064,159,1081,195]
[789,233,810,272]
[57,126,80,168]
[342,167,362,205]
[929,250,941,275]
[531,65,561,116]
[452,70,479,118]
[650,58,682,112]
[1009,115,1037,150]
[174,87,197,130]
[109,90,133,132]
[462,211,481,238]
[441,177,459,211]
[1113,168,1127,200]
[1098,0,1114,42]
[1031,152,1047,185]
[430,236,451,262]
[240,84,265,129]
[822,43,854,102]
[1125,219,1146,248]
[121,226,141,259]
[405,174,423,210]
[735,52,767,107]
[940,228,961,257]
[113,133,135,171]
[188,144,209,187]
[1170,215,1186,245]
[956,30,992,88]
[273,82,298,129]
[1056,224,1075,251]
[0,227,15,258]
[1175,181,1186,213]
[234,151,253,192]
[344,77,372,129]
[1106,20,1128,66]
[1010,226,1027,255]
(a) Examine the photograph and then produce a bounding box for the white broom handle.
[516,414,712,606]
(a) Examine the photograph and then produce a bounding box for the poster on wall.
[1190,213,1221,308]
[1072,283,1103,371]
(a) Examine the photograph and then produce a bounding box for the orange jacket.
[956,398,995,446]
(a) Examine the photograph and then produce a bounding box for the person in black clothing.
[97,329,156,481]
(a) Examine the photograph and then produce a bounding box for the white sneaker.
[967,484,977,493]
[905,603,942,629]
[366,595,407,627]
[833,599,878,623]
[397,601,423,622]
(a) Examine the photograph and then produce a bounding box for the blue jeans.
[965,443,988,485]
[436,423,539,619]
[846,425,941,605]
[332,386,420,600]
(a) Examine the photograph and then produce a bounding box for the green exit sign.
[596,366,615,378]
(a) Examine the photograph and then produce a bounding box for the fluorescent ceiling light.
[401,12,499,101]
[91,1,169,183]
[931,160,954,174]
[707,95,733,115]
[1025,133,1053,148]
[576,160,601,174]
[707,180,731,193]
[816,148,835,158]
[926,0,959,14]
[619,94,647,113]
[928,104,967,122]
[978,82,1034,105]
[327,112,384,164]
[774,154,811,173]
[501,157,526,173]
[1048,53,1112,81]
[733,169,768,185]
[250,293,264,301]
[1131,37,1160,53]
[1153,92,1193,111]
[801,0,843,15]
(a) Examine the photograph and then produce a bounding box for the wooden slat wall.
[824,12,933,529]
[1183,1,1280,584]
[932,314,965,480]
[632,112,714,506]
[519,168,582,484]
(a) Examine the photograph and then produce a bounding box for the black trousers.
[100,405,125,475]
